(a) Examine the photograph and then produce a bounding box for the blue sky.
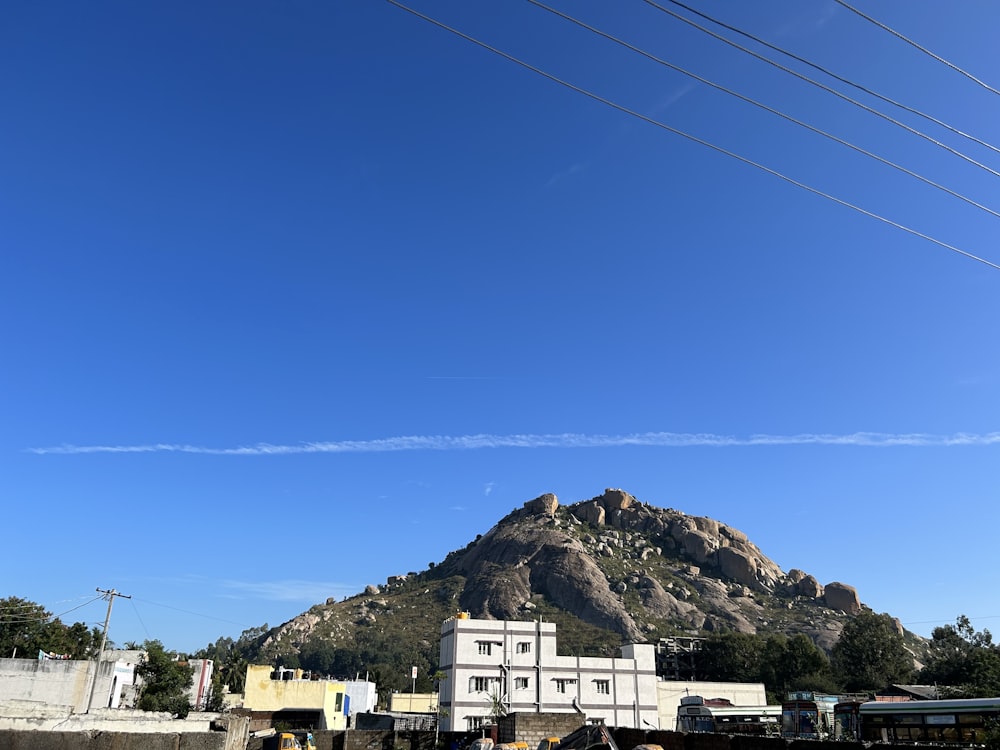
[3,0,1000,655]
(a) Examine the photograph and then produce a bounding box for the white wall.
[439,617,658,732]
[0,651,144,713]
[344,680,378,716]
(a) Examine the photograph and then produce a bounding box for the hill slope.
[249,489,899,686]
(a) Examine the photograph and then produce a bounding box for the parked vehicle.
[264,732,316,750]
[858,697,1000,744]
[543,723,619,750]
[675,695,780,735]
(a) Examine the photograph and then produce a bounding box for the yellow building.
[389,692,438,713]
[244,665,348,730]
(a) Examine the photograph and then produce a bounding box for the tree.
[299,639,339,675]
[0,596,100,659]
[698,632,764,683]
[831,611,914,691]
[485,684,507,723]
[761,634,834,699]
[919,615,1000,697]
[137,640,194,718]
[42,619,101,659]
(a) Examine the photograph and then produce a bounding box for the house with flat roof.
[438,614,658,732]
[243,665,348,730]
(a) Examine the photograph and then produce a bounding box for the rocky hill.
[251,489,899,679]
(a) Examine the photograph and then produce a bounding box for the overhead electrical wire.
[130,596,249,628]
[639,0,1000,180]
[129,598,152,641]
[0,596,103,625]
[833,0,1000,98]
[657,0,1000,157]
[384,0,1000,272]
[50,598,103,621]
[527,0,1000,221]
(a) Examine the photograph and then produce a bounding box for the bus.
[833,700,864,741]
[858,697,1000,744]
[675,696,781,735]
[781,693,840,739]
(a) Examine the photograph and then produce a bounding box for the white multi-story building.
[438,614,658,732]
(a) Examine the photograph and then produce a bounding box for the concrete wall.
[0,729,226,750]
[0,652,144,713]
[345,681,379,716]
[0,726,869,750]
[0,705,220,733]
[0,657,95,712]
[390,693,437,713]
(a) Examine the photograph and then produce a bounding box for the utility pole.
[85,587,131,713]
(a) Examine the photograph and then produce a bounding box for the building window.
[554,678,576,694]
[471,676,497,692]
[515,677,529,690]
[517,641,531,654]
[477,641,492,656]
[595,680,610,695]
[468,716,489,730]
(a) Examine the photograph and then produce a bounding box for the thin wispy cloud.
[484,482,496,496]
[546,162,586,187]
[651,82,697,115]
[28,430,1000,456]
[219,579,358,603]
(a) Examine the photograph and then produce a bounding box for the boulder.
[824,582,861,614]
[572,501,605,527]
[786,569,806,584]
[796,575,824,598]
[678,528,716,563]
[718,547,758,588]
[598,488,636,512]
[524,493,559,517]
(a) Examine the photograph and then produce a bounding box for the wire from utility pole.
[527,0,1000,221]
[833,0,1000,97]
[638,0,1000,179]
[85,588,131,713]
[657,0,1000,156]
[384,0,1000,272]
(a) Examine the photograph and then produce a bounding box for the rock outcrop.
[259,488,873,661]
[441,488,864,648]
[824,582,862,614]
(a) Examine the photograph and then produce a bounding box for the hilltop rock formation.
[257,488,879,662]
[433,488,862,647]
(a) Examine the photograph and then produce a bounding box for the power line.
[658,0,1000,157]
[527,0,1000,221]
[638,0,1000,180]
[0,596,103,624]
[128,598,152,642]
[833,0,1000,97]
[130,596,249,628]
[50,597,104,621]
[385,0,1000,272]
